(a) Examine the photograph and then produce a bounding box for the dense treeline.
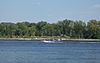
[0,19,100,39]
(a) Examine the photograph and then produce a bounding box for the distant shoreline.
[0,37,100,42]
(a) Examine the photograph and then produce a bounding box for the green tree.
[87,20,99,39]
[74,21,86,38]
[36,21,47,36]
[42,24,54,36]
[16,22,28,37]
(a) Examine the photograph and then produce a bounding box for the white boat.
[42,39,63,43]
[42,40,55,43]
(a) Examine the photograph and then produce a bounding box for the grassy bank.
[0,36,100,42]
[0,36,65,40]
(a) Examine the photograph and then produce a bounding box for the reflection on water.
[0,40,100,63]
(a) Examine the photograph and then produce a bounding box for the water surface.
[0,40,100,63]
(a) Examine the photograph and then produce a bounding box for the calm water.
[0,40,100,63]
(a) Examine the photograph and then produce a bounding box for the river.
[0,40,100,63]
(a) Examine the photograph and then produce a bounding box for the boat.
[42,39,63,43]
[42,40,55,43]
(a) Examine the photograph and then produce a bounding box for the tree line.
[0,19,100,39]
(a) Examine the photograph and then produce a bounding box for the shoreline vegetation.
[0,19,100,39]
[0,36,100,42]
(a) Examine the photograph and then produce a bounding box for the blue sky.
[0,0,100,23]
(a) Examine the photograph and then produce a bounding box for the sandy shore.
[0,37,99,42]
[0,38,32,40]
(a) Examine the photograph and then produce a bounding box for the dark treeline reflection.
[0,19,100,39]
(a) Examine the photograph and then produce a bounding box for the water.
[0,40,100,63]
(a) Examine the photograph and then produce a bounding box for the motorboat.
[42,39,63,43]
[42,40,55,43]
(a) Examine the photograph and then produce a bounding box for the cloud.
[32,1,41,6]
[93,4,100,8]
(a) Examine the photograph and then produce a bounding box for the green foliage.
[0,19,100,39]
[36,21,47,36]
[86,20,100,39]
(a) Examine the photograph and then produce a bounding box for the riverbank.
[0,37,100,42]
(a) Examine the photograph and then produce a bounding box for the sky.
[0,0,100,23]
